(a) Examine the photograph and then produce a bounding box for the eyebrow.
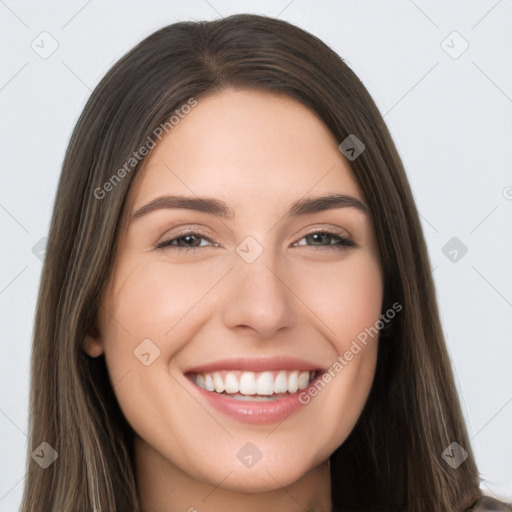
[132,193,369,220]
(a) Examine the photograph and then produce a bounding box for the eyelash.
[155,229,356,253]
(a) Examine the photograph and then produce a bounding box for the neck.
[135,437,332,512]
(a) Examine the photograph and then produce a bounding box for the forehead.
[131,89,363,211]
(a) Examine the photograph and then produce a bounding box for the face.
[85,90,383,494]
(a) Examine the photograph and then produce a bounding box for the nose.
[221,249,298,339]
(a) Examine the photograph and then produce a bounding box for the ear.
[82,324,104,358]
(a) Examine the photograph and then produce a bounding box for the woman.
[20,14,510,512]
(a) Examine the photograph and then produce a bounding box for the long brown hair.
[21,14,483,511]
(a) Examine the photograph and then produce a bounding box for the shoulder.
[466,496,512,511]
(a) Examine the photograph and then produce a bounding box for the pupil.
[180,235,199,247]
[309,233,329,245]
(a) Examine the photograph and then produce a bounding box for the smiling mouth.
[189,369,318,401]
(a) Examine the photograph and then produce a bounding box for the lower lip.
[188,377,317,425]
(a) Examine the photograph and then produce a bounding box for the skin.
[84,90,384,512]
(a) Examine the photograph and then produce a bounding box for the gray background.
[1,0,511,509]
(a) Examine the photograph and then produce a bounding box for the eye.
[293,230,356,251]
[155,229,356,253]
[156,232,218,252]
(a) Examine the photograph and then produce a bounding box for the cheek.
[101,258,228,357]
[285,252,382,440]
[97,259,232,449]
[291,251,383,347]
[97,257,234,422]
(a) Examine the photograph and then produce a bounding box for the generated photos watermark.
[298,301,402,405]
[93,97,198,200]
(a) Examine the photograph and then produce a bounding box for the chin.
[213,466,306,494]
[199,450,321,494]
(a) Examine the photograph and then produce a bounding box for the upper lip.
[184,356,325,374]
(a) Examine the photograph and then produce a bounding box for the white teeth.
[204,374,214,392]
[256,371,274,395]
[193,369,315,396]
[213,372,225,393]
[273,370,288,393]
[287,371,298,393]
[297,371,310,390]
[239,372,256,394]
[196,374,206,388]
[224,372,239,394]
